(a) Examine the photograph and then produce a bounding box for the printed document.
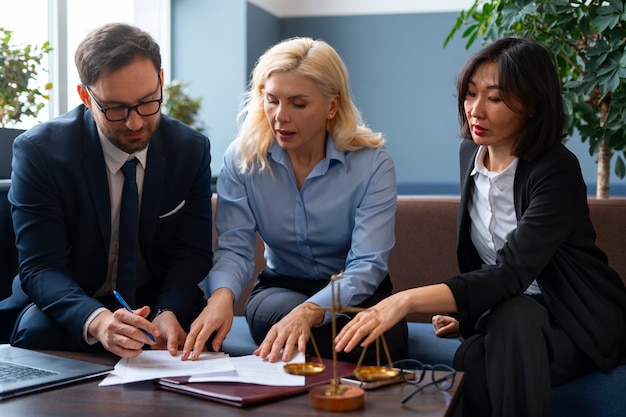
[188,352,305,386]
[99,351,232,386]
[98,351,305,387]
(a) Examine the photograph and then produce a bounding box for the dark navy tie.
[116,158,139,306]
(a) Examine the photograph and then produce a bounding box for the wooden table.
[0,351,463,417]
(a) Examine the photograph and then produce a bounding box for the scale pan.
[284,362,326,376]
[353,365,399,381]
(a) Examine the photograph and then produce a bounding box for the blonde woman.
[183,37,407,364]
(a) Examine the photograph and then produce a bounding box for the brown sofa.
[230,196,626,318]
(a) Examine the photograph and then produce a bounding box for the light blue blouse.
[199,135,397,322]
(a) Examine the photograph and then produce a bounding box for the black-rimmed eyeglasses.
[84,82,162,122]
[392,359,457,404]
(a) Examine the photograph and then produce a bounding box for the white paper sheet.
[99,351,233,386]
[187,352,306,386]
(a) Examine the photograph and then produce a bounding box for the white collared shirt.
[96,129,149,297]
[468,146,541,295]
[83,129,149,343]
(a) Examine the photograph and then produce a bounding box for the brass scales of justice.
[283,272,399,411]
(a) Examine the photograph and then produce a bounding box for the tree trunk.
[596,139,611,199]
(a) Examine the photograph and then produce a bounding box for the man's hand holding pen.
[88,305,159,358]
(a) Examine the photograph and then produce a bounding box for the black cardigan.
[444,140,626,371]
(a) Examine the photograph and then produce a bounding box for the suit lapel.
[81,111,111,255]
[458,141,477,232]
[513,159,529,220]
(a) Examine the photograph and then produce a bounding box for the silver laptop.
[0,344,113,400]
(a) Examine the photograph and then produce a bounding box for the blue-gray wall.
[173,1,626,196]
[171,0,248,180]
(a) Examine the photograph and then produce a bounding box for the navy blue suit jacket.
[7,105,213,344]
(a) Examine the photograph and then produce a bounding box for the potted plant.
[445,0,626,198]
[0,27,52,179]
[163,80,205,133]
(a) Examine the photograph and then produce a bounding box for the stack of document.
[98,351,306,387]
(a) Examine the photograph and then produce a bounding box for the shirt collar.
[268,133,345,174]
[470,145,487,177]
[471,145,519,191]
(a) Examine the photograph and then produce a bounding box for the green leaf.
[462,23,479,38]
[615,154,626,179]
[593,14,620,32]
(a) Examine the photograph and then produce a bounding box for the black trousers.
[245,268,408,365]
[453,295,596,417]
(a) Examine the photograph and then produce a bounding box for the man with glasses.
[0,23,213,358]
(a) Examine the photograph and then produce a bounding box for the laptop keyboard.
[0,361,58,383]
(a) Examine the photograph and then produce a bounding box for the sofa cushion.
[221,316,257,356]
[551,364,626,417]
[587,198,626,281]
[406,322,460,367]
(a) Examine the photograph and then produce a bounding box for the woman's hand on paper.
[253,302,323,363]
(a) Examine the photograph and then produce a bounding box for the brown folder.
[156,357,355,408]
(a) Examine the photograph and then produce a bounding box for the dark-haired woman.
[335,37,626,417]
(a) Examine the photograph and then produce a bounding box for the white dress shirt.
[469,145,541,295]
[83,128,149,343]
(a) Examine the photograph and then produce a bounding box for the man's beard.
[101,120,158,154]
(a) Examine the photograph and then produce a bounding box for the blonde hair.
[236,37,383,173]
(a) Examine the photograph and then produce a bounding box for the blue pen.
[112,290,157,343]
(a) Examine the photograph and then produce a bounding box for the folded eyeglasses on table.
[391,359,457,404]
